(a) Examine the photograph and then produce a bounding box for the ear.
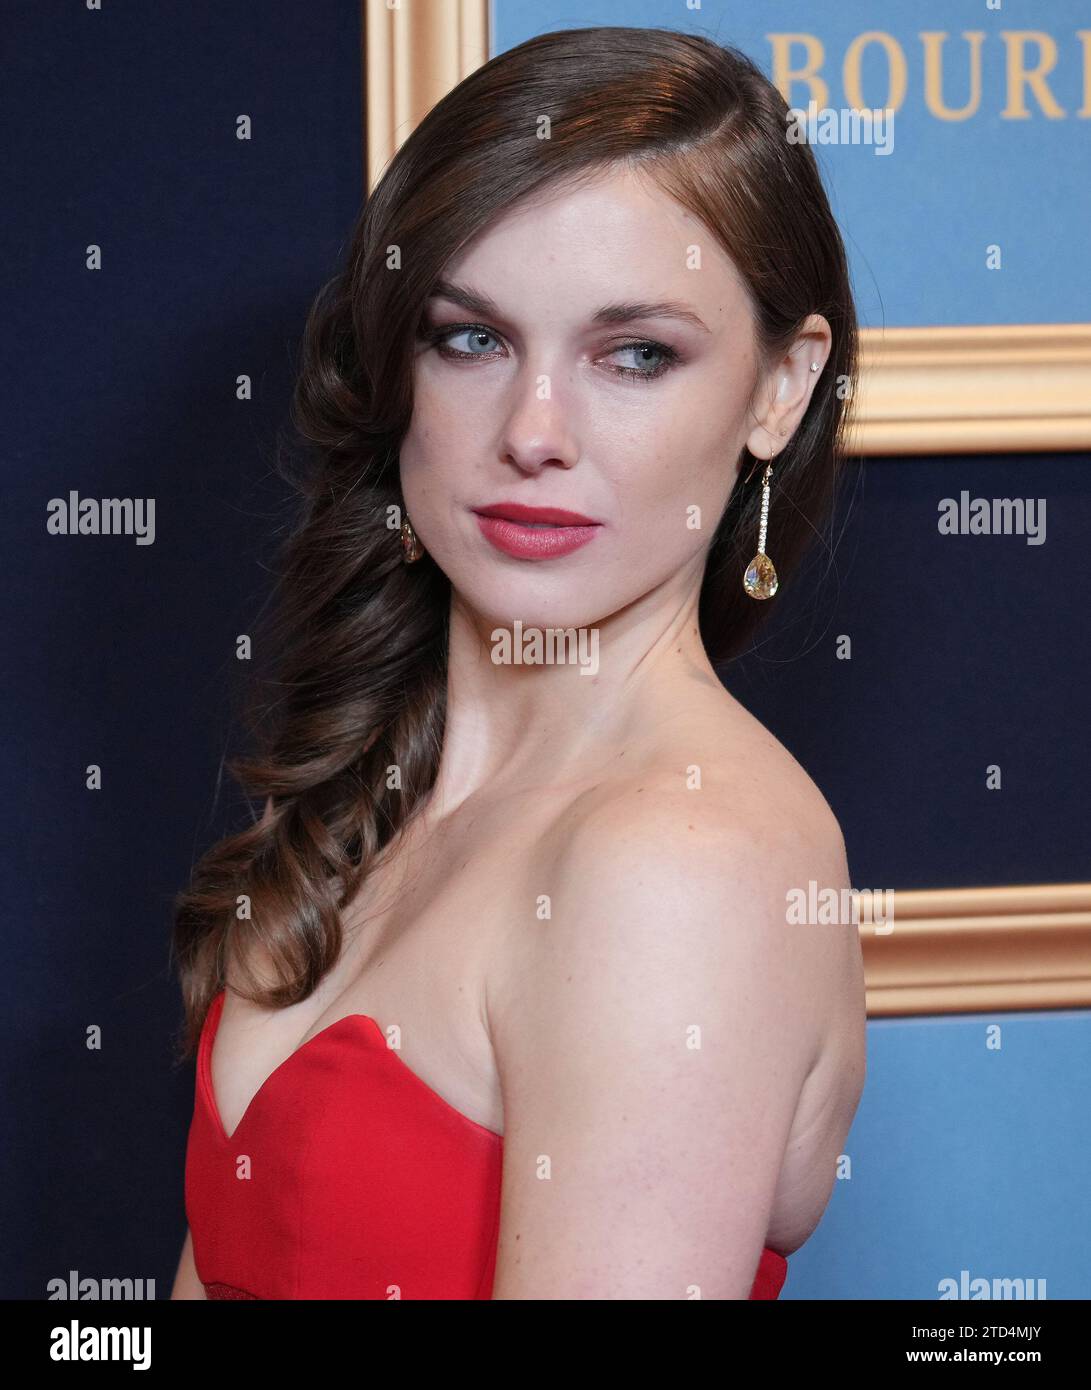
[745,313,832,462]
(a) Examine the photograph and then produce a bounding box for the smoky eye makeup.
[417,314,687,384]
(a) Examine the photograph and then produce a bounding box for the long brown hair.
[170,26,858,1058]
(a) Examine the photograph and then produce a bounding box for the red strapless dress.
[184,988,788,1300]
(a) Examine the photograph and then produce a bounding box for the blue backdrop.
[493,0,1091,328]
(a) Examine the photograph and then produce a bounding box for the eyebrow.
[427,278,711,333]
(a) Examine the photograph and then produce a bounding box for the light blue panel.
[783,1010,1091,1300]
[491,0,1091,329]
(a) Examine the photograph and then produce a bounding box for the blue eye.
[609,342,679,381]
[434,326,500,357]
[426,323,681,383]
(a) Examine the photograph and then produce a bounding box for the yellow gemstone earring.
[742,360,818,598]
[400,515,424,564]
[743,460,778,600]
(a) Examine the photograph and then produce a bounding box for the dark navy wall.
[723,451,1091,892]
[2,1,363,1298]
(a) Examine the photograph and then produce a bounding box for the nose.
[498,368,580,475]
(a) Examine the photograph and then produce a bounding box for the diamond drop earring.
[400,516,424,564]
[742,360,820,600]
[743,460,778,600]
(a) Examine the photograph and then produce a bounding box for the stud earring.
[743,460,778,600]
[400,515,424,563]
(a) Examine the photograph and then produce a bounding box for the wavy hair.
[171,25,858,1058]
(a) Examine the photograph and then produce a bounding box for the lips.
[472,502,599,526]
[471,501,602,560]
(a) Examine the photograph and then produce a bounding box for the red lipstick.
[471,502,602,560]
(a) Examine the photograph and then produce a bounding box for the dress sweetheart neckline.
[199,988,504,1145]
[194,989,788,1291]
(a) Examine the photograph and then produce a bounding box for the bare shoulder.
[564,720,849,896]
[567,670,850,860]
[543,684,852,977]
[486,708,862,1296]
[526,729,853,1065]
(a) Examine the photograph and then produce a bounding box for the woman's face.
[399,164,784,636]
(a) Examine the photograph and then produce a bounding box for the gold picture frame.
[857,884,1091,1017]
[360,0,1091,1016]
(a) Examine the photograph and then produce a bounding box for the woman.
[171,25,866,1301]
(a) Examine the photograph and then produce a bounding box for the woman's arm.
[487,787,836,1299]
[170,1227,207,1299]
